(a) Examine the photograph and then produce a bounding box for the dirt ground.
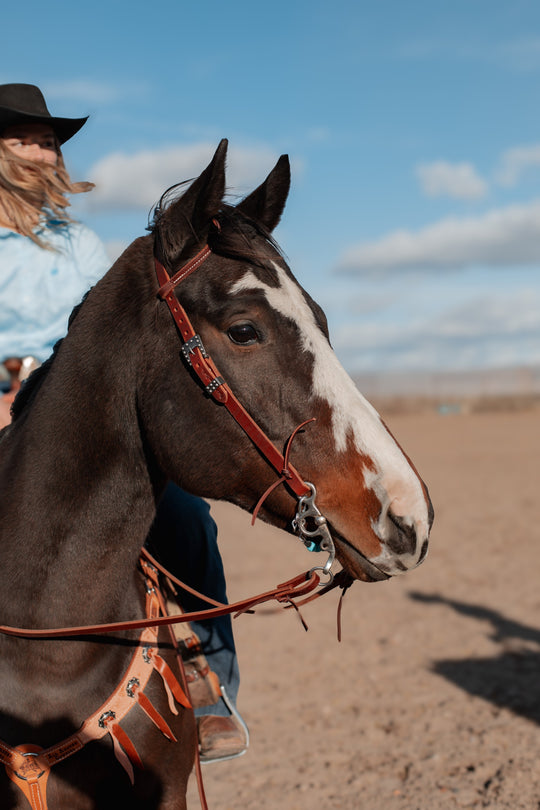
[187,408,540,810]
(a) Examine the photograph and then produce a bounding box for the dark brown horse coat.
[0,141,432,809]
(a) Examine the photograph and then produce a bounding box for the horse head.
[143,140,433,583]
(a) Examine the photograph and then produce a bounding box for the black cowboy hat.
[0,84,88,145]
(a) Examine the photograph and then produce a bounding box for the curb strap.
[0,572,190,808]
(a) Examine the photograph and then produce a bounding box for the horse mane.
[11,295,88,422]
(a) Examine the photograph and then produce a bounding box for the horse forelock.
[152,199,285,281]
[211,206,285,267]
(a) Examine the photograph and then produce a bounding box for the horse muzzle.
[324,498,432,582]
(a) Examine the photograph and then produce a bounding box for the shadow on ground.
[409,592,540,725]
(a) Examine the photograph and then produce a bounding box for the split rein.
[0,236,354,643]
[0,548,346,641]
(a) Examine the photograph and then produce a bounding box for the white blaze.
[230,263,430,550]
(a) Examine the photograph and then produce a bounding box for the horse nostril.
[387,512,417,556]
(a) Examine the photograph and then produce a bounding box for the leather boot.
[198,715,248,761]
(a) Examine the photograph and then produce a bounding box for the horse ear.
[236,155,290,232]
[156,139,228,261]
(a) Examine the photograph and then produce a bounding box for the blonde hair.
[0,139,94,248]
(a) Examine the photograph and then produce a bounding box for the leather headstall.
[154,244,312,502]
[154,242,337,574]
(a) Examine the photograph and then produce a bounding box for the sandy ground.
[187,409,540,810]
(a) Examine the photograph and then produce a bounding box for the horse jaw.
[230,263,433,581]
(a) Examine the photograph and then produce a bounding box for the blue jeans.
[147,484,239,717]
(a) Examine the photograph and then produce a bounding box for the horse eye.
[227,323,259,346]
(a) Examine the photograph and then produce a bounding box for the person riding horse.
[0,82,247,762]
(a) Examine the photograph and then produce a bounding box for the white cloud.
[43,80,123,106]
[416,161,487,200]
[337,200,540,274]
[86,142,283,211]
[432,289,540,340]
[398,35,540,73]
[306,126,331,143]
[496,143,540,186]
[497,36,540,72]
[333,288,540,373]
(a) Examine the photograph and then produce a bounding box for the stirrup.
[200,686,250,765]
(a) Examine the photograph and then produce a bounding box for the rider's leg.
[147,483,247,759]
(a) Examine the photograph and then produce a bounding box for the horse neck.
[0,257,162,630]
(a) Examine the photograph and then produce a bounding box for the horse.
[0,139,433,809]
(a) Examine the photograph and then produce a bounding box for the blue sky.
[4,0,540,374]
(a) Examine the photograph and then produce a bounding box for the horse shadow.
[408,592,540,725]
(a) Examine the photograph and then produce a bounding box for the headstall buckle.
[181,335,207,365]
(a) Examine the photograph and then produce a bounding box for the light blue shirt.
[0,220,110,363]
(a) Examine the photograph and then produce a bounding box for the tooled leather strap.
[4,744,49,810]
[154,251,311,500]
[0,575,192,806]
[0,625,163,795]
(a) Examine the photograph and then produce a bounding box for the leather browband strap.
[154,249,311,500]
